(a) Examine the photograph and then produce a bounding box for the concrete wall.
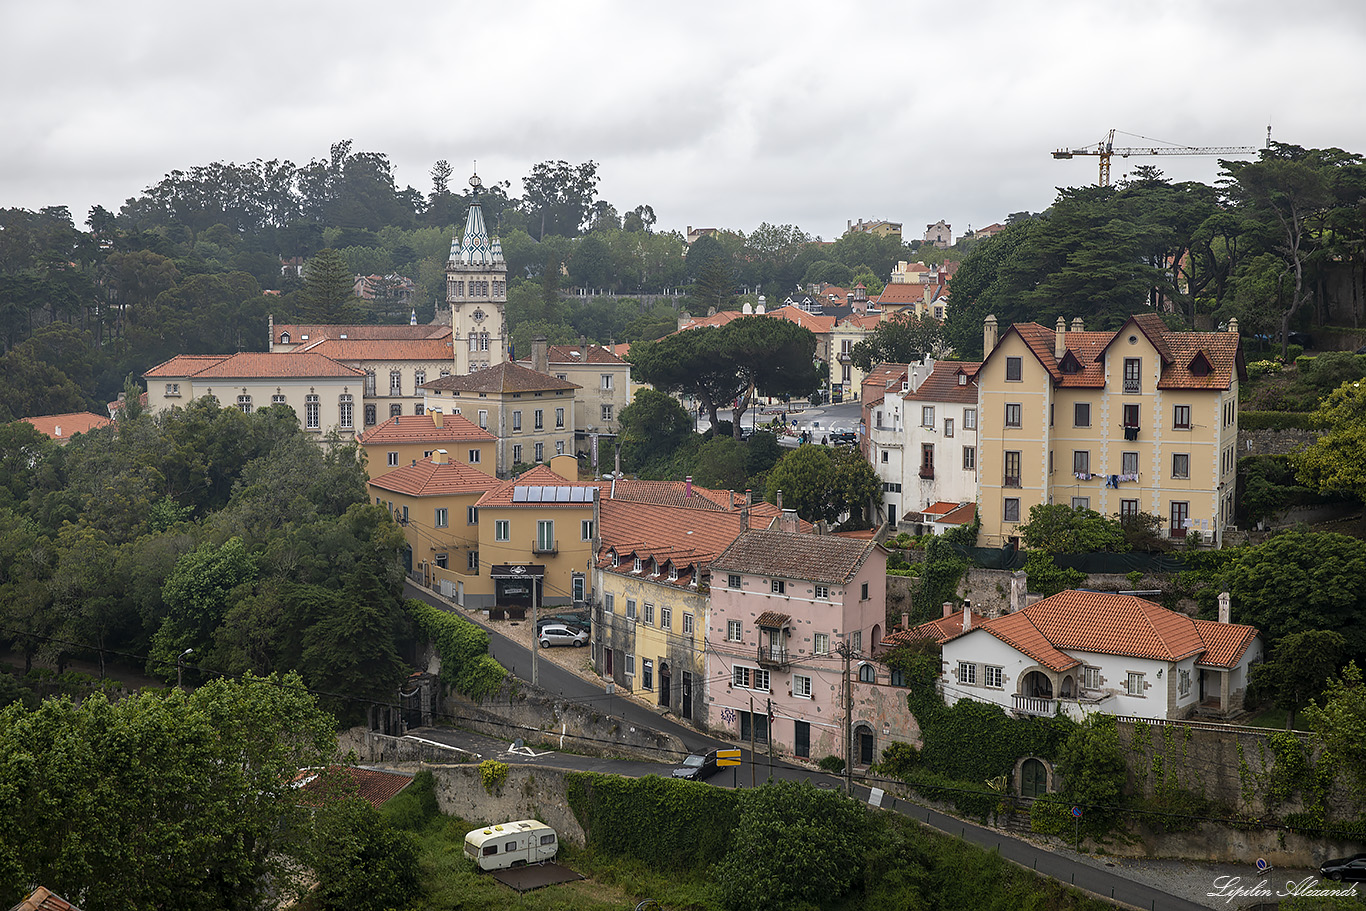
[446,680,687,762]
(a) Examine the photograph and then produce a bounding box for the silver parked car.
[538,624,589,648]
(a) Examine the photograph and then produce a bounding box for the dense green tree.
[828,444,884,529]
[1246,629,1347,729]
[691,436,748,491]
[1224,531,1366,661]
[765,444,835,523]
[568,233,613,288]
[849,312,945,371]
[618,388,695,470]
[1016,503,1129,554]
[299,248,362,323]
[1292,378,1366,517]
[0,673,336,911]
[712,779,868,911]
[519,160,599,240]
[310,797,420,911]
[1304,662,1366,794]
[1053,714,1128,831]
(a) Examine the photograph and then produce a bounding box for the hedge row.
[405,599,507,700]
[1239,410,1316,431]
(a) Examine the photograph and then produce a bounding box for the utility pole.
[836,639,853,795]
[531,576,539,688]
[177,647,193,691]
[749,694,756,789]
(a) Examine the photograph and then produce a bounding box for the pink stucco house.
[706,528,886,761]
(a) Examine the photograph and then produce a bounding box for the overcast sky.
[3,0,1364,243]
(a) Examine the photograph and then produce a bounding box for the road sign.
[717,749,741,767]
[1071,806,1083,818]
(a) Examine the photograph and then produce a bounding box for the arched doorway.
[853,723,875,766]
[1020,758,1048,798]
[1021,670,1053,699]
[1060,674,1074,698]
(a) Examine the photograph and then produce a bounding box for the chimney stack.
[432,410,443,429]
[1071,316,1085,332]
[901,610,910,629]
[1009,570,1027,614]
[533,335,549,374]
[776,490,783,512]
[1228,317,1239,335]
[685,476,693,498]
[1055,316,1067,359]
[962,603,971,632]
[983,314,998,356]
[942,601,953,619]
[1218,591,1231,624]
[434,449,449,465]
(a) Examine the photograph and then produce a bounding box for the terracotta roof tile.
[294,766,414,809]
[9,887,83,911]
[756,611,792,628]
[294,337,454,360]
[1156,332,1243,390]
[19,412,111,440]
[368,458,501,497]
[423,362,579,394]
[884,610,985,647]
[544,344,628,365]
[876,283,925,304]
[935,503,977,526]
[711,529,880,586]
[903,360,980,404]
[950,591,1258,669]
[357,414,496,445]
[145,352,364,379]
[1193,619,1260,668]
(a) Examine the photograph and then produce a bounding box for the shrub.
[479,759,508,794]
[818,755,846,773]
[406,599,507,700]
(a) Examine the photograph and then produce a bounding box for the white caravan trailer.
[463,819,559,870]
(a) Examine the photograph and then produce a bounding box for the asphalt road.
[404,580,1219,911]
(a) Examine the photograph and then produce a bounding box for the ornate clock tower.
[447,172,508,374]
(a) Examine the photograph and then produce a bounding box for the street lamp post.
[177,647,193,690]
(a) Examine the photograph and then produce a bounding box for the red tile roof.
[367,457,501,497]
[903,360,980,405]
[9,887,82,911]
[947,591,1259,670]
[711,529,881,586]
[19,412,111,440]
[294,766,414,809]
[144,352,364,379]
[935,503,977,526]
[766,304,836,332]
[884,609,986,647]
[991,315,1243,392]
[294,337,455,360]
[544,344,628,365]
[423,362,579,394]
[357,413,496,445]
[923,501,962,516]
[876,283,925,305]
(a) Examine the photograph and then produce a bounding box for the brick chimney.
[1055,316,1067,359]
[942,601,953,619]
[434,449,449,465]
[1218,591,1231,624]
[685,476,693,498]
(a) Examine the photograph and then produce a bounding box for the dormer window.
[633,557,642,573]
[668,564,679,581]
[1189,351,1213,377]
[958,373,967,385]
[651,559,661,577]
[280,332,290,343]
[1059,350,1082,374]
[608,549,618,567]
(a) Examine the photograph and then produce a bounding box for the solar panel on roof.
[513,487,528,502]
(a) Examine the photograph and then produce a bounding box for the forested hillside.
[0,139,1362,422]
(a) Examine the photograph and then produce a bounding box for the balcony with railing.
[919,464,934,480]
[531,539,559,555]
[1123,378,1141,394]
[1003,475,1021,488]
[757,644,790,669]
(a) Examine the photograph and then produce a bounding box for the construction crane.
[1052,129,1264,186]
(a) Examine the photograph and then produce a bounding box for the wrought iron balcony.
[757,645,790,669]
[531,539,558,555]
[1124,378,1141,394]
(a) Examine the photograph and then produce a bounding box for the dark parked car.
[1320,853,1366,882]
[829,430,858,446]
[536,613,590,632]
[671,749,720,781]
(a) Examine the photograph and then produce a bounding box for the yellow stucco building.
[975,313,1244,548]
[357,411,497,479]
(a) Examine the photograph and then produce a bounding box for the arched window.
[858,664,876,683]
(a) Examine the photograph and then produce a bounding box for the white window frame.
[682,613,694,637]
[963,407,977,430]
[494,520,510,542]
[984,665,1003,688]
[661,606,672,630]
[1126,672,1145,697]
[1083,666,1100,690]
[959,661,977,685]
[726,620,742,642]
[793,674,813,698]
[434,508,448,528]
[771,579,786,595]
[626,599,637,621]
[814,584,829,600]
[813,633,829,655]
